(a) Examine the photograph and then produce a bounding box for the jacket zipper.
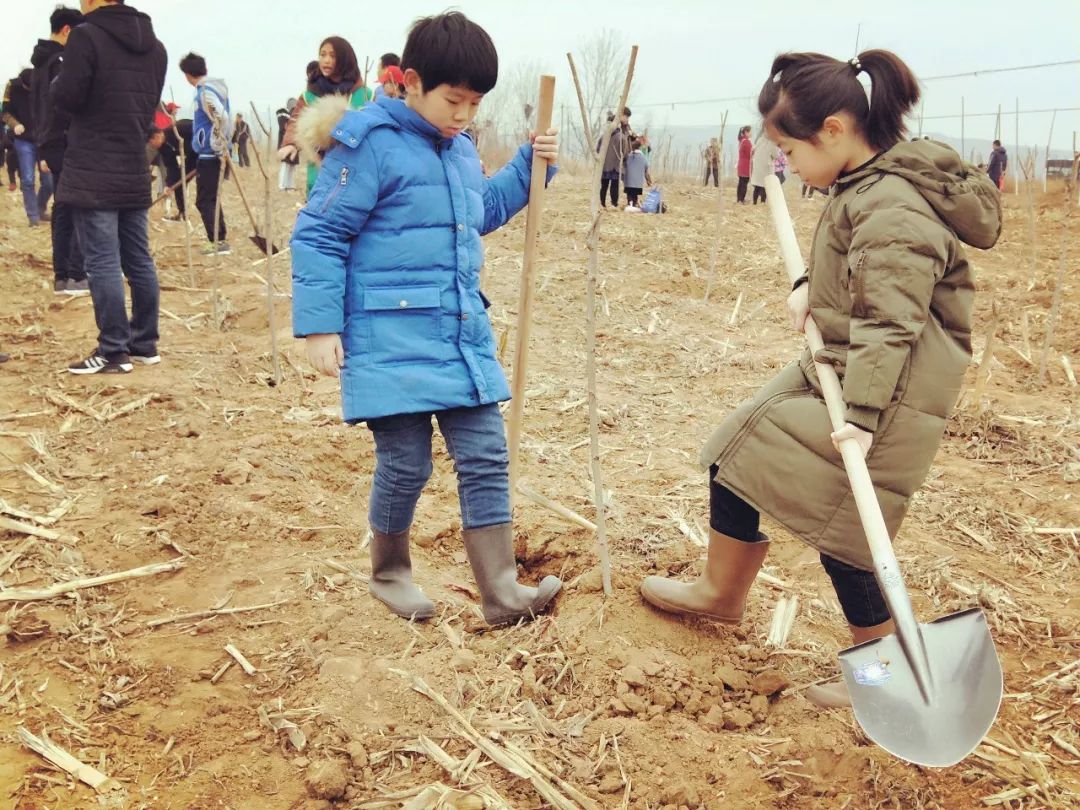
[319,166,349,214]
[713,388,805,471]
[851,251,868,314]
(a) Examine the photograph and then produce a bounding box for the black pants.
[4,146,16,185]
[703,164,718,186]
[600,176,620,208]
[158,142,186,216]
[708,467,890,628]
[196,157,227,241]
[625,186,642,207]
[752,185,767,204]
[42,159,85,283]
[237,139,250,168]
[736,176,749,203]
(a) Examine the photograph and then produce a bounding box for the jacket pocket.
[362,285,442,363]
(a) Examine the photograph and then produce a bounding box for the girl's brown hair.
[758,49,920,152]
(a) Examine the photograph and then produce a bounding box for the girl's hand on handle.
[529,127,559,163]
[306,334,344,377]
[831,422,873,458]
[278,144,298,162]
[786,283,810,332]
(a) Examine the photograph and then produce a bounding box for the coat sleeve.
[50,28,94,114]
[2,81,19,129]
[840,197,951,431]
[282,95,307,148]
[290,143,380,337]
[480,143,557,235]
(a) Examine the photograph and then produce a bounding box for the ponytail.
[758,49,920,152]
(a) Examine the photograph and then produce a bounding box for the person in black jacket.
[51,0,167,375]
[31,6,88,296]
[3,69,53,225]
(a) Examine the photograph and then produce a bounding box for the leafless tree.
[565,29,632,159]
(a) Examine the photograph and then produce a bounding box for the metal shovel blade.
[249,235,282,256]
[839,607,1002,768]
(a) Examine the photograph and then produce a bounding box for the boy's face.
[404,70,483,139]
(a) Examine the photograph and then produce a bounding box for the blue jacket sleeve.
[480,143,558,236]
[291,144,379,337]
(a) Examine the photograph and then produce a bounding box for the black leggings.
[736,176,749,203]
[600,177,620,208]
[752,185,767,204]
[708,466,890,628]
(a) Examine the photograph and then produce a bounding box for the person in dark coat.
[51,0,167,375]
[987,139,1007,190]
[232,113,251,167]
[3,68,53,225]
[31,6,88,296]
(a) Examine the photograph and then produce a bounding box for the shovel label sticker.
[852,659,892,687]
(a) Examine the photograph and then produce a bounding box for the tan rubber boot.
[639,529,769,623]
[805,619,897,708]
[461,523,562,626]
[369,528,436,620]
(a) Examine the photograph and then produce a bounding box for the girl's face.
[767,113,868,189]
[319,44,336,78]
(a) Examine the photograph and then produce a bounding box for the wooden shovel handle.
[221,150,262,232]
[507,75,556,488]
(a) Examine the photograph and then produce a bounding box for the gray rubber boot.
[369,528,436,620]
[461,523,562,626]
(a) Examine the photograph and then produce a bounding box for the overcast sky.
[5,0,1079,153]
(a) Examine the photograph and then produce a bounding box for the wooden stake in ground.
[1037,149,1078,381]
[168,116,196,287]
[704,109,729,303]
[567,45,639,597]
[211,146,227,325]
[250,104,283,386]
[506,75,556,489]
[972,298,1000,411]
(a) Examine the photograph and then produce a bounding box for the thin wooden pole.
[1044,110,1056,193]
[704,109,729,303]
[961,97,965,160]
[506,75,556,489]
[1039,148,1080,381]
[994,104,1002,142]
[917,99,925,138]
[169,116,195,287]
[567,45,639,598]
[251,103,282,386]
[211,147,226,325]
[1014,97,1020,195]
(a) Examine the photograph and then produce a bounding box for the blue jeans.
[366,404,511,534]
[13,138,52,223]
[73,208,160,359]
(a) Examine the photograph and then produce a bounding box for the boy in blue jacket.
[290,12,562,626]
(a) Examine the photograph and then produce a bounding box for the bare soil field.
[0,167,1077,810]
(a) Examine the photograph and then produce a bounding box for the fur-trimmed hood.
[295,93,352,164]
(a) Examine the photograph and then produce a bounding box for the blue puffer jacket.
[291,98,556,423]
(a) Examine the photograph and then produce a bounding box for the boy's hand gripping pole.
[507,75,555,489]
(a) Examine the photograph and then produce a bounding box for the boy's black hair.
[992,139,1001,147]
[623,106,631,117]
[401,12,498,94]
[50,7,84,33]
[380,52,400,68]
[179,52,207,78]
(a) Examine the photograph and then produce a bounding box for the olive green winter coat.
[701,140,1001,570]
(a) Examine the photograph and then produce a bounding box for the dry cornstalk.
[766,594,799,648]
[0,559,184,603]
[972,299,1000,411]
[18,726,119,792]
[396,671,597,810]
[224,643,257,675]
[0,516,74,544]
[515,481,596,531]
[1061,355,1077,387]
[0,538,35,577]
[146,599,288,628]
[567,44,638,598]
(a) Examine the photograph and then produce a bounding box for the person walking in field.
[3,68,53,226]
[640,48,1001,708]
[180,52,232,255]
[278,37,373,197]
[232,113,251,168]
[290,11,563,626]
[51,0,167,375]
[749,130,773,204]
[31,5,89,296]
[703,137,720,187]
[987,139,1007,191]
[735,125,751,203]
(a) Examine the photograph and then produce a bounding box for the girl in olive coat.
[641,49,1000,707]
